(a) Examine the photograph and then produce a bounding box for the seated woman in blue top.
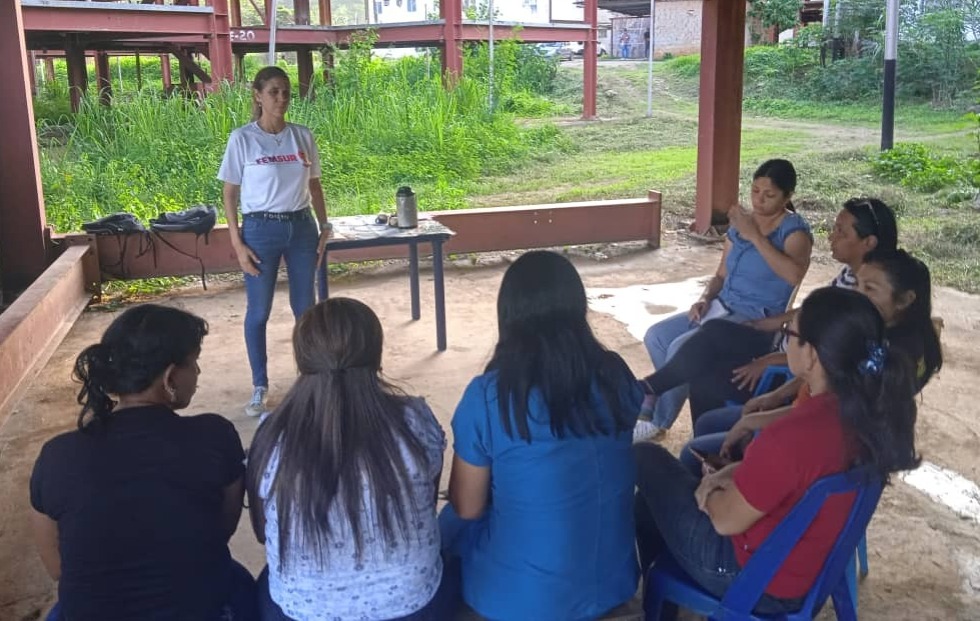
[30,305,254,621]
[635,159,813,442]
[245,298,452,621]
[441,250,643,621]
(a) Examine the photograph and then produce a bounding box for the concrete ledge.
[0,244,95,425]
[62,192,662,281]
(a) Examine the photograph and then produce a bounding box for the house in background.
[603,0,752,59]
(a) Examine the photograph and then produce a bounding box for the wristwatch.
[319,221,333,233]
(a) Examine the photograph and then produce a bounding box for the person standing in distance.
[219,66,332,418]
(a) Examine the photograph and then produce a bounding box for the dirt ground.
[1,235,978,620]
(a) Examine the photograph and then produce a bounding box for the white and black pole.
[881,0,898,150]
[646,0,656,117]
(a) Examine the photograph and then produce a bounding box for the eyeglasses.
[780,322,801,340]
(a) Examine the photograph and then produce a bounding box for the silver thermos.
[395,186,418,229]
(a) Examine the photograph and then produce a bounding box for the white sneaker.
[245,386,268,418]
[633,419,666,443]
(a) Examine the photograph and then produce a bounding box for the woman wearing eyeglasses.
[634,287,920,618]
[634,198,898,443]
[679,247,941,478]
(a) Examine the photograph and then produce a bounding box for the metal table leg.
[409,241,420,321]
[432,239,446,351]
[317,251,329,302]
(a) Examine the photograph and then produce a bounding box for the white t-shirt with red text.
[217,121,322,214]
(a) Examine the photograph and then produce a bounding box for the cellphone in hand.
[689,447,728,471]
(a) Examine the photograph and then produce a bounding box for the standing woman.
[219,66,332,418]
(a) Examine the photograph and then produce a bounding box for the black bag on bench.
[149,205,218,290]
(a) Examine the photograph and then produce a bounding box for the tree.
[748,0,804,37]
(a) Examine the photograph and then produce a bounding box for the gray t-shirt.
[259,398,446,620]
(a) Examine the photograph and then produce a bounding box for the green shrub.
[871,142,978,194]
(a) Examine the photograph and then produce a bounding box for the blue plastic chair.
[643,467,883,621]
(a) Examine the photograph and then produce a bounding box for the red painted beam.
[0,0,50,293]
[694,0,747,233]
[63,195,661,281]
[441,0,463,82]
[582,0,597,119]
[0,244,95,424]
[21,1,216,35]
[458,23,589,42]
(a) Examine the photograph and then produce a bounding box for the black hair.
[796,288,920,479]
[73,304,208,430]
[862,248,943,388]
[485,251,635,442]
[753,158,797,212]
[245,298,428,568]
[843,197,899,255]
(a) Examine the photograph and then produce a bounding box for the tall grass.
[39,36,569,232]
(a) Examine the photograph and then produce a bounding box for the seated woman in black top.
[30,304,256,621]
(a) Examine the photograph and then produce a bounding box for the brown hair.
[245,298,428,568]
[251,65,290,122]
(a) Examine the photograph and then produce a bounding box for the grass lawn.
[466,61,980,293]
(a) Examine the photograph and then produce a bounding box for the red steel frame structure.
[2,0,746,293]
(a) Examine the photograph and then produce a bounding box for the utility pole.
[646,0,656,117]
[881,0,898,150]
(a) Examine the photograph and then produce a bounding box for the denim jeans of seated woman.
[256,561,460,621]
[643,309,752,431]
[45,560,258,621]
[241,212,318,389]
[633,443,803,619]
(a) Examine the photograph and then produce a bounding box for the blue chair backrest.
[754,365,792,398]
[718,466,884,617]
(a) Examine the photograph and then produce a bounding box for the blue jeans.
[677,406,742,477]
[256,562,459,621]
[633,444,802,617]
[46,559,257,621]
[241,212,318,388]
[643,312,748,430]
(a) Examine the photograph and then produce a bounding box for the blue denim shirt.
[718,211,812,320]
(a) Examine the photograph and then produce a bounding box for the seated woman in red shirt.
[634,287,919,617]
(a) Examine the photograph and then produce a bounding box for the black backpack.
[149,205,218,290]
[81,213,151,280]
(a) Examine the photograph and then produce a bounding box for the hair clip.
[858,341,887,377]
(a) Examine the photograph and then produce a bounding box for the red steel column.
[694,0,747,233]
[29,52,38,96]
[43,58,55,82]
[297,51,315,97]
[95,51,112,106]
[319,0,331,25]
[0,1,50,291]
[208,0,234,88]
[440,0,463,84]
[582,0,597,119]
[65,37,88,113]
[161,54,174,93]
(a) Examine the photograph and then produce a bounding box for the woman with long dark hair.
[219,65,332,419]
[636,159,813,441]
[678,247,943,477]
[246,298,451,621]
[635,287,919,617]
[441,250,643,620]
[638,197,899,436]
[30,305,253,621]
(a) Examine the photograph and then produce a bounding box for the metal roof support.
[693,0,747,233]
[0,0,49,294]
